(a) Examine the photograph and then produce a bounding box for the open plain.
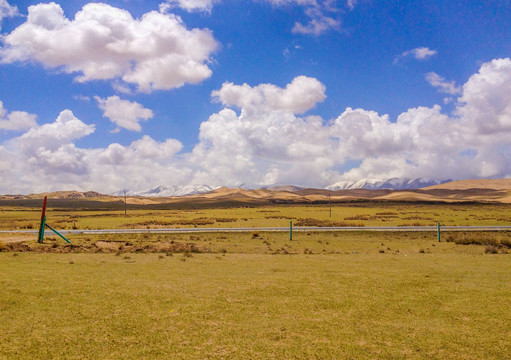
[1,181,511,359]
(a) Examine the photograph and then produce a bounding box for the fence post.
[437,222,441,242]
[290,220,293,241]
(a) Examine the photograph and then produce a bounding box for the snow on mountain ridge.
[114,185,220,197]
[115,178,451,197]
[326,177,451,191]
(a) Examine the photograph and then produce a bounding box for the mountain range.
[116,178,450,197]
[325,177,451,191]
[114,185,220,197]
[2,178,511,204]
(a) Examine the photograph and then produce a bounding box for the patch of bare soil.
[1,240,206,254]
[0,234,34,243]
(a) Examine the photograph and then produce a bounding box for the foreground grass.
[1,248,510,359]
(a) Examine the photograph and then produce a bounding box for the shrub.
[501,239,511,248]
[485,245,499,254]
[344,215,371,221]
[295,218,364,227]
[446,232,511,249]
[216,218,237,223]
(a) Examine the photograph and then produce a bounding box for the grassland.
[1,247,510,359]
[1,202,511,359]
[2,202,511,231]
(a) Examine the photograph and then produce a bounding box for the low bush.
[295,218,364,227]
[446,232,511,249]
[344,215,371,221]
[485,245,499,254]
[215,218,237,223]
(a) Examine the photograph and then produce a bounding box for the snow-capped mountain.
[326,177,451,191]
[114,185,220,197]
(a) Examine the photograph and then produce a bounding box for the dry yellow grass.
[424,178,511,190]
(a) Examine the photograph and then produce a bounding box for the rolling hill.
[1,179,511,207]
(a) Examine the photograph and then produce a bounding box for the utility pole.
[124,190,127,217]
[329,194,332,218]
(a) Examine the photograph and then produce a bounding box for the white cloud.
[189,108,332,187]
[161,0,218,13]
[456,58,511,135]
[425,72,462,95]
[395,47,437,63]
[0,2,218,92]
[1,110,186,194]
[336,60,511,181]
[95,96,154,132]
[347,0,358,10]
[409,47,437,60]
[0,0,18,27]
[193,60,511,186]
[212,76,326,114]
[264,0,344,35]
[2,59,511,193]
[292,12,340,36]
[15,110,95,152]
[0,101,37,131]
[73,95,91,102]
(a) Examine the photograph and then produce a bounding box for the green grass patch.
[3,203,511,231]
[1,249,510,359]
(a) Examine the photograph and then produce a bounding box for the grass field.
[2,202,511,231]
[1,248,510,359]
[1,203,511,359]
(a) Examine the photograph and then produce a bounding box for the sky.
[0,0,511,194]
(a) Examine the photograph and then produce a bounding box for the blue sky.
[0,0,511,194]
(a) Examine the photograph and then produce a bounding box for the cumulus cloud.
[2,59,511,193]
[0,2,218,92]
[456,58,511,135]
[425,72,462,95]
[1,110,187,194]
[95,96,154,132]
[0,101,37,131]
[192,59,511,186]
[212,76,326,114]
[336,59,511,181]
[395,47,437,63]
[1,110,95,189]
[15,110,95,152]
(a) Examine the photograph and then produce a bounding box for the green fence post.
[45,224,72,244]
[38,216,46,243]
[437,222,441,242]
[290,220,293,241]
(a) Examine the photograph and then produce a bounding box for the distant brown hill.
[423,178,511,191]
[1,179,511,207]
